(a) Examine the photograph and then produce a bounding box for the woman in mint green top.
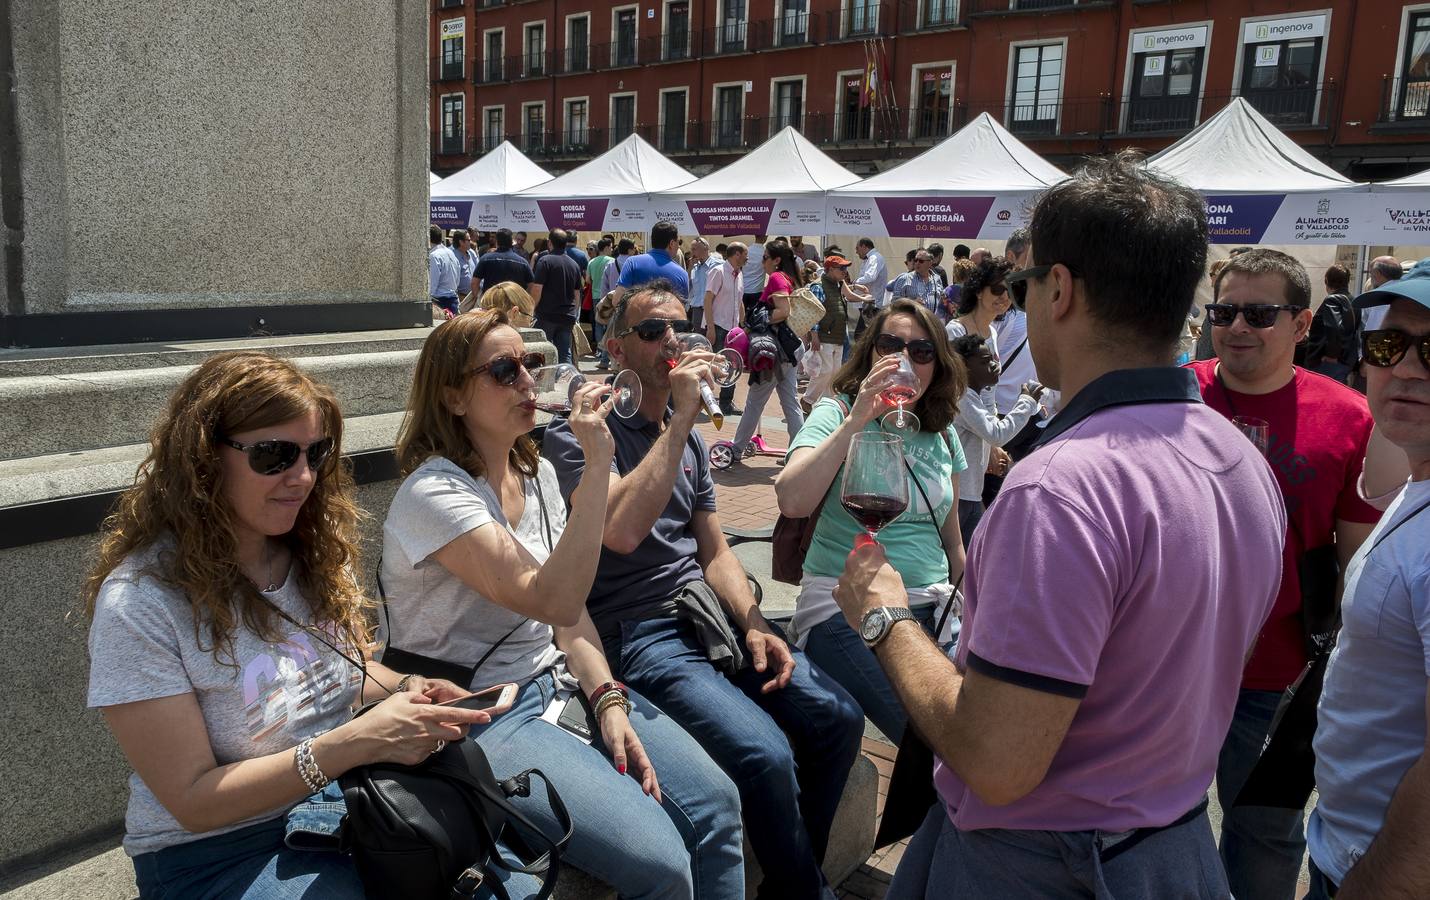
[774,299,968,742]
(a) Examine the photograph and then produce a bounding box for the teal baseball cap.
[1359,258,1430,309]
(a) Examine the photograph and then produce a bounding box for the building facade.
[429,0,1430,181]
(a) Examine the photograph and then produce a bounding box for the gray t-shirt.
[380,457,565,691]
[87,543,362,855]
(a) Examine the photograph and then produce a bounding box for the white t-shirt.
[993,309,1039,414]
[380,457,565,692]
[87,543,363,855]
[954,387,1040,501]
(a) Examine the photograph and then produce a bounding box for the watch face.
[860,611,885,643]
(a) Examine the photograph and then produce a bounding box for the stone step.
[0,329,556,463]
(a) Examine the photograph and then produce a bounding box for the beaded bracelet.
[594,690,631,718]
[589,681,627,709]
[295,738,330,794]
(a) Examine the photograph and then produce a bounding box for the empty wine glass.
[841,432,909,547]
[879,355,922,435]
[530,364,643,419]
[1233,416,1271,457]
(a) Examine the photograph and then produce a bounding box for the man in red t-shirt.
[1187,248,1381,900]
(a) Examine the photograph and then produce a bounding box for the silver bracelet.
[295,738,330,794]
[396,674,415,693]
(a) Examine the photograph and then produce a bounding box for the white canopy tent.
[429,141,553,230]
[1147,98,1370,244]
[825,113,1067,240]
[429,172,442,187]
[505,134,694,233]
[1362,165,1430,245]
[648,126,860,235]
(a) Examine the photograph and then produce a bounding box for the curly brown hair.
[396,309,541,479]
[83,352,368,664]
[830,299,967,434]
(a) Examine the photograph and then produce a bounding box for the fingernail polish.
[618,764,627,774]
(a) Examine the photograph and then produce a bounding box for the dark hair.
[830,300,966,433]
[597,237,613,253]
[1213,249,1311,309]
[651,221,679,250]
[1029,150,1207,349]
[856,237,875,251]
[616,238,637,256]
[1006,228,1030,256]
[764,240,802,286]
[429,224,445,244]
[958,259,1013,315]
[825,244,843,256]
[609,277,682,338]
[1324,263,1350,294]
[715,243,728,255]
[1371,258,1404,282]
[548,229,569,250]
[928,243,944,257]
[952,244,971,259]
[452,229,470,245]
[496,228,514,251]
[904,249,918,264]
[951,333,987,358]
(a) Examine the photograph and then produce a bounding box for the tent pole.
[1356,244,1369,293]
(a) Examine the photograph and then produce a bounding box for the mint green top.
[788,396,967,587]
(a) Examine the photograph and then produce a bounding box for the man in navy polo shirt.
[543,279,863,900]
[608,221,690,302]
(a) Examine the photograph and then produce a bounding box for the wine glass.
[1233,416,1270,457]
[676,332,742,430]
[879,355,922,435]
[531,364,643,419]
[841,433,909,546]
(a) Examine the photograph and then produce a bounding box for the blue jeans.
[803,604,935,743]
[1215,688,1307,900]
[538,319,574,365]
[432,294,460,317]
[471,671,744,900]
[592,319,609,364]
[1306,859,1339,898]
[888,802,1228,899]
[133,787,362,899]
[613,616,864,899]
[957,499,983,551]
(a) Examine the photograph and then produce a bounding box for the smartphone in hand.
[437,682,518,717]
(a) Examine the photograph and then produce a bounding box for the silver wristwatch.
[860,607,918,648]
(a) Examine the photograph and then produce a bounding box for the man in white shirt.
[706,241,747,416]
[741,234,767,305]
[428,224,461,317]
[853,238,889,338]
[687,237,721,332]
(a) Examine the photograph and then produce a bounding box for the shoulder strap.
[1367,496,1430,558]
[1002,336,1029,367]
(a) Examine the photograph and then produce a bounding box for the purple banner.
[1203,194,1284,244]
[429,200,473,229]
[536,199,611,230]
[685,200,776,235]
[874,197,996,238]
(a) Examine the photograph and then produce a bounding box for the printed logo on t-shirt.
[241,629,359,742]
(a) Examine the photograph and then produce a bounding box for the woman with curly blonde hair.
[84,351,487,899]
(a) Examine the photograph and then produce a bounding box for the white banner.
[1365,192,1430,243]
[440,19,465,40]
[1133,25,1209,53]
[498,196,658,232]
[824,193,1039,239]
[1244,14,1325,45]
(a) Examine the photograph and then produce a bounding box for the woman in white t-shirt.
[85,352,488,899]
[944,257,1013,360]
[380,310,742,899]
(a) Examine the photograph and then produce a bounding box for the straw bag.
[784,286,825,340]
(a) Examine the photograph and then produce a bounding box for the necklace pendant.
[265,582,278,592]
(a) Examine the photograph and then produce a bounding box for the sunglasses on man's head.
[1362,328,1430,369]
[874,333,938,365]
[1203,303,1300,329]
[618,317,691,341]
[467,352,545,386]
[219,436,335,476]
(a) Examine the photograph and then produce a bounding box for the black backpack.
[1303,292,1357,368]
[340,729,573,900]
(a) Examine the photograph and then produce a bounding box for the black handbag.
[340,724,573,900]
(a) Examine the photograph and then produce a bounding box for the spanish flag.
[860,42,877,108]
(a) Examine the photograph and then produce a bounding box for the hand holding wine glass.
[676,333,742,429]
[532,364,643,420]
[879,355,923,436]
[841,433,909,548]
[849,355,903,427]
[568,381,614,465]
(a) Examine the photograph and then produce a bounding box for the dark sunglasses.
[467,352,545,386]
[874,333,938,365]
[219,436,335,476]
[1005,263,1081,310]
[1204,303,1301,329]
[1362,328,1430,369]
[618,317,691,341]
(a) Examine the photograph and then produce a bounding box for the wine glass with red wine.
[531,364,642,419]
[878,355,922,436]
[841,432,908,545]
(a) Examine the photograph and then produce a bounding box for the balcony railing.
[965,0,1106,12]
[559,45,591,74]
[508,50,551,79]
[431,57,466,82]
[476,57,507,84]
[1377,76,1430,129]
[824,4,892,40]
[433,131,469,156]
[477,0,504,7]
[439,0,464,7]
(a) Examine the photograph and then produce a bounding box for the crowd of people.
[89,151,1428,900]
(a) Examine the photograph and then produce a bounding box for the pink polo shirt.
[935,368,1285,832]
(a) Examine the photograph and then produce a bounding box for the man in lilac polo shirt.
[833,152,1285,896]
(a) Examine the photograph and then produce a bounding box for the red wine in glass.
[841,493,908,534]
[534,400,571,415]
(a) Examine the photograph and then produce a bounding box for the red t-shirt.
[1187,361,1381,691]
